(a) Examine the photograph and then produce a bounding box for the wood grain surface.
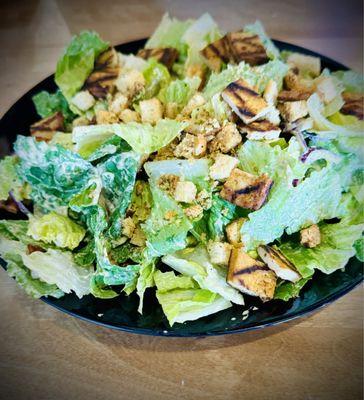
[0,1,363,399]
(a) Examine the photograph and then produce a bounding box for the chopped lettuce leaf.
[158,77,201,110]
[142,58,171,99]
[32,90,75,123]
[129,180,153,223]
[49,132,74,151]
[109,242,144,265]
[154,270,195,292]
[55,31,109,100]
[115,119,187,154]
[253,60,289,92]
[136,261,155,313]
[332,70,364,93]
[162,246,244,305]
[74,239,96,267]
[0,156,23,201]
[354,237,364,262]
[274,277,311,301]
[27,212,86,250]
[156,288,231,326]
[244,20,280,60]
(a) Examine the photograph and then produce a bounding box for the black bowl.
[0,39,362,337]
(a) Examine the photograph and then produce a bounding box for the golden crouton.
[71,90,95,111]
[315,76,339,104]
[209,154,239,181]
[208,123,242,153]
[226,217,246,246]
[109,93,129,116]
[227,248,277,301]
[139,98,164,124]
[174,181,197,203]
[130,226,146,247]
[121,217,136,238]
[95,110,119,125]
[157,174,180,196]
[119,109,141,123]
[286,53,321,77]
[115,69,145,99]
[184,204,204,219]
[300,224,321,248]
[222,79,270,124]
[207,241,232,266]
[220,168,273,210]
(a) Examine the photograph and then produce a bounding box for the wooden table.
[0,1,363,399]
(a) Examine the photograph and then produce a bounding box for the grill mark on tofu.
[137,47,179,69]
[233,264,270,275]
[234,184,261,196]
[278,89,311,102]
[30,111,64,141]
[227,32,269,66]
[341,92,364,120]
[238,119,280,133]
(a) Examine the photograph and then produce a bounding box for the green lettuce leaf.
[55,31,109,100]
[162,245,244,305]
[73,239,96,267]
[279,220,363,278]
[49,133,74,151]
[109,242,144,265]
[0,156,24,201]
[142,58,171,99]
[332,70,364,93]
[136,260,155,313]
[158,77,201,109]
[27,212,86,250]
[156,288,231,326]
[154,270,195,292]
[32,90,75,123]
[274,277,311,301]
[354,237,364,261]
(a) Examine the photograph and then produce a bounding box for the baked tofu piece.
[220,168,273,210]
[257,245,301,283]
[315,76,339,104]
[30,111,65,142]
[227,248,276,301]
[341,92,364,120]
[109,93,128,116]
[226,217,246,246]
[137,47,179,69]
[277,89,311,102]
[200,36,231,72]
[263,80,278,105]
[300,224,321,248]
[222,79,270,124]
[209,154,239,181]
[238,119,281,140]
[227,31,269,66]
[283,117,313,134]
[284,70,315,93]
[287,53,321,77]
[71,90,95,111]
[208,123,242,153]
[207,241,232,266]
[278,100,308,122]
[174,181,197,203]
[139,98,163,124]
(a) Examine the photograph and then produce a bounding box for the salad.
[0,13,363,327]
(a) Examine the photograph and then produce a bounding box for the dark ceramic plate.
[0,39,362,337]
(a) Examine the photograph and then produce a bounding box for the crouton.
[165,102,179,119]
[300,224,321,248]
[227,248,277,301]
[121,217,136,238]
[72,116,90,128]
[315,76,339,104]
[30,111,65,142]
[220,168,273,210]
[341,92,364,120]
[278,100,308,122]
[109,93,128,115]
[182,93,206,116]
[226,217,246,246]
[157,174,180,196]
[174,134,206,159]
[130,227,146,247]
[139,98,163,124]
[209,154,239,180]
[196,189,212,210]
[222,79,270,124]
[264,80,278,105]
[207,241,232,266]
[208,123,242,153]
[95,110,119,124]
[115,69,145,98]
[287,53,321,77]
[238,119,281,140]
[137,47,179,69]
[257,245,301,283]
[227,31,269,66]
[71,90,95,111]
[184,204,204,219]
[194,134,207,157]
[284,70,315,92]
[174,181,197,203]
[119,109,141,123]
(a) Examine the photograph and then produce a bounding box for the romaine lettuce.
[32,90,75,123]
[0,156,23,201]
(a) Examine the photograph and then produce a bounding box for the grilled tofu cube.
[264,107,281,125]
[208,123,242,153]
[207,241,232,266]
[115,69,145,98]
[287,53,321,77]
[174,181,197,203]
[220,168,273,210]
[278,100,308,122]
[95,110,119,124]
[226,217,246,246]
[137,47,179,69]
[300,224,321,248]
[200,36,230,72]
[284,70,315,92]
[222,79,270,124]
[315,76,339,104]
[238,119,281,140]
[71,90,95,111]
[263,80,278,105]
[119,109,141,123]
[209,154,239,180]
[277,89,311,102]
[341,92,364,120]
[257,245,301,283]
[227,31,269,66]
[140,98,163,124]
[182,93,206,116]
[228,248,276,301]
[30,111,65,142]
